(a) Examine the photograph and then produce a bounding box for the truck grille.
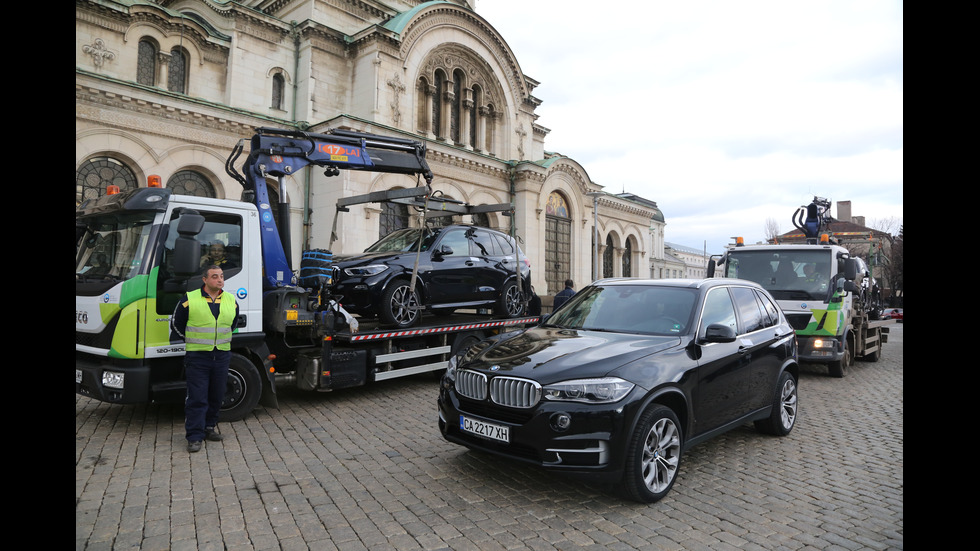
[455,370,540,408]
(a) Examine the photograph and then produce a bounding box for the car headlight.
[343,264,388,277]
[542,377,634,404]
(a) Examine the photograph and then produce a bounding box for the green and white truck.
[708,199,894,377]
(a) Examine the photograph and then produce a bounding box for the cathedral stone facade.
[76,0,665,296]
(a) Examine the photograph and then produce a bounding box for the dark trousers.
[184,350,231,442]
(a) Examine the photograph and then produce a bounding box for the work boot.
[205,427,223,442]
[187,440,202,453]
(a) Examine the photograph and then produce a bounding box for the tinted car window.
[756,289,780,327]
[438,229,469,256]
[469,229,496,256]
[492,233,514,255]
[732,286,766,333]
[701,287,737,335]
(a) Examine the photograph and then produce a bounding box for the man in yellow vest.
[171,265,240,453]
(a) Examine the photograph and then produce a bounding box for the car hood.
[332,251,418,267]
[459,326,682,384]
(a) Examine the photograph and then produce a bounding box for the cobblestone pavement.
[76,325,903,551]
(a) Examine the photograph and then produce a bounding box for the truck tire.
[827,336,852,378]
[220,353,262,422]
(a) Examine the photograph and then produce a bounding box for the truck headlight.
[343,265,388,277]
[102,371,125,389]
[543,377,634,404]
[812,338,835,349]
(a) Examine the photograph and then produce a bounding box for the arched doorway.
[545,191,572,294]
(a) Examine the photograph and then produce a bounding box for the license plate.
[76,369,82,383]
[460,415,510,443]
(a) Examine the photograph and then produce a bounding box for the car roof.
[593,277,765,292]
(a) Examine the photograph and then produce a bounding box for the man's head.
[202,265,224,294]
[208,242,226,260]
[565,279,574,288]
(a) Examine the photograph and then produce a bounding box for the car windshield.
[546,285,697,335]
[364,228,439,253]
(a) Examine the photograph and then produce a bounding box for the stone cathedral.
[76,0,667,297]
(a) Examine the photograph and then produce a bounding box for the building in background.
[75,0,662,296]
[664,242,710,279]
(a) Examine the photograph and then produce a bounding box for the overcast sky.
[474,0,903,254]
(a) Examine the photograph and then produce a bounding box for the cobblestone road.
[76,324,903,550]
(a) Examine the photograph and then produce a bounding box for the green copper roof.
[383,1,453,34]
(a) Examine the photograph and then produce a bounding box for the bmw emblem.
[490,365,501,371]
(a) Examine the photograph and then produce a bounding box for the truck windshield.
[725,250,832,301]
[76,213,156,281]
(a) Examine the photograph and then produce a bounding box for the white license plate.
[76,369,82,383]
[460,415,510,443]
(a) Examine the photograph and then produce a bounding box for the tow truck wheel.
[220,354,262,422]
[380,279,421,328]
[828,336,853,378]
[495,281,525,318]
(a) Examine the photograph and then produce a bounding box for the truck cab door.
[151,204,261,352]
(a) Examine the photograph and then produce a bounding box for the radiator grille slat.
[456,370,540,408]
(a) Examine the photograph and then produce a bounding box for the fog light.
[102,371,125,389]
[550,412,571,432]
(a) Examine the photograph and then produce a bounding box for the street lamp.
[586,191,603,282]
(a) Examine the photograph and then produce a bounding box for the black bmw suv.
[331,225,532,328]
[438,278,799,503]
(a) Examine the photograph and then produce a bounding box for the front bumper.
[75,353,151,404]
[437,385,636,483]
[796,334,844,363]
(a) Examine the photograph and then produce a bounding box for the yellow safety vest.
[185,291,236,351]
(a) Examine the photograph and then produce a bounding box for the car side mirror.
[433,245,454,258]
[701,323,737,343]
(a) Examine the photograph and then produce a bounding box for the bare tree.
[764,217,781,242]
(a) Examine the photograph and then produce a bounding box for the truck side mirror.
[843,258,858,281]
[173,211,205,277]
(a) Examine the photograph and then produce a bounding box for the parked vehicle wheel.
[495,281,525,318]
[220,353,262,422]
[755,371,798,436]
[380,280,421,328]
[828,335,852,378]
[621,405,682,503]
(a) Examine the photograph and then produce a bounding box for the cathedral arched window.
[137,39,157,86]
[167,47,188,93]
[623,238,633,277]
[167,170,216,198]
[432,70,445,140]
[76,157,138,204]
[450,69,464,143]
[380,201,409,238]
[470,85,482,149]
[546,192,572,295]
[271,73,285,110]
[603,234,614,278]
